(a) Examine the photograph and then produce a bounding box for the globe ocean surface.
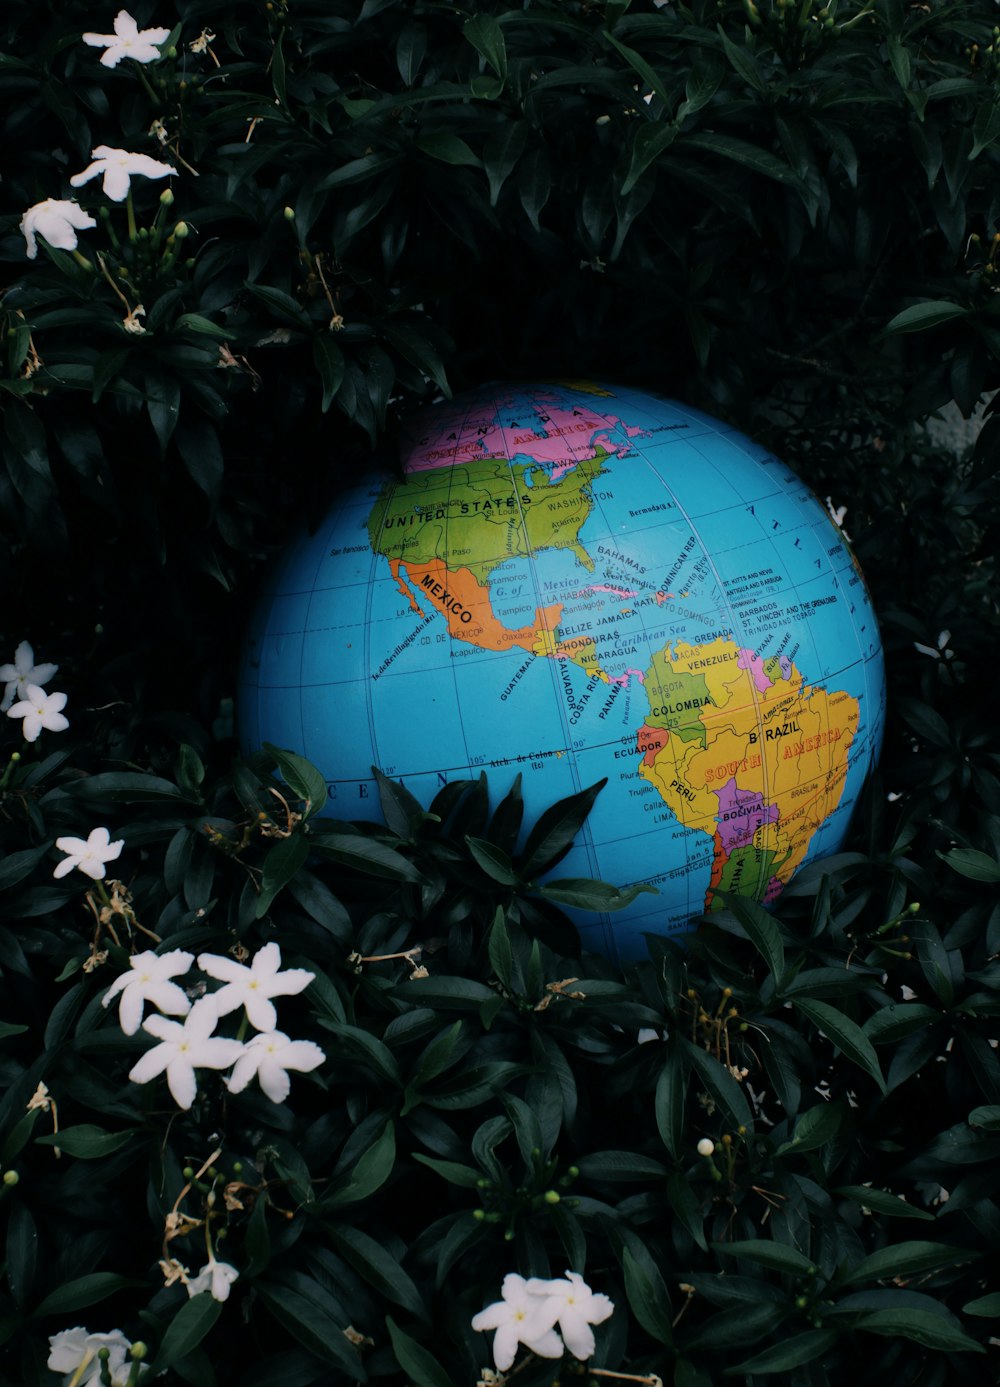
[239,381,885,961]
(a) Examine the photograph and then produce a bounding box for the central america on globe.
[239,380,886,962]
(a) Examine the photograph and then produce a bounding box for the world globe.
[239,381,885,962]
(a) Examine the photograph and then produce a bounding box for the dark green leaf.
[834,1186,935,1221]
[520,779,607,879]
[719,892,785,985]
[327,1225,426,1321]
[621,125,677,196]
[35,1125,137,1159]
[940,848,1000,883]
[840,1241,980,1287]
[256,1284,365,1375]
[464,14,506,81]
[311,830,423,881]
[775,1100,844,1156]
[682,1038,754,1132]
[322,1120,395,1208]
[865,1002,942,1044]
[34,1273,135,1318]
[256,831,310,917]
[713,1239,817,1277]
[386,1317,456,1387]
[537,877,658,911]
[148,1294,223,1375]
[724,1329,838,1375]
[681,133,796,183]
[654,1047,685,1160]
[263,744,329,818]
[621,1245,673,1346]
[793,998,886,1092]
[312,334,345,413]
[465,836,520,886]
[854,1307,984,1352]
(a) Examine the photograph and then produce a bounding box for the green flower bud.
[472,1208,486,1221]
[173,221,189,239]
[543,1190,560,1205]
[284,206,296,220]
[160,188,174,207]
[130,1343,148,1361]
[3,1170,19,1187]
[183,1166,195,1179]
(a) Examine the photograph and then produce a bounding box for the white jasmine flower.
[7,684,69,742]
[913,629,954,660]
[53,826,123,882]
[0,640,59,710]
[524,1272,614,1363]
[128,996,243,1110]
[197,942,314,1033]
[185,1257,239,1302]
[70,146,177,203]
[20,199,96,260]
[101,948,193,1035]
[82,10,170,67]
[47,1327,140,1387]
[824,496,848,528]
[471,1273,564,1373]
[226,1029,325,1103]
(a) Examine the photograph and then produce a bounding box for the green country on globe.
[239,381,885,961]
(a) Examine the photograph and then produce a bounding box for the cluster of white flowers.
[47,1327,145,1387]
[103,943,324,1110]
[471,1271,614,1373]
[2,640,68,742]
[20,13,177,259]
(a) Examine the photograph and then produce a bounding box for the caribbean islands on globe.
[239,381,886,962]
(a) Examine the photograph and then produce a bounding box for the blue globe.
[239,381,885,962]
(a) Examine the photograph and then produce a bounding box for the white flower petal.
[197,952,248,984]
[242,993,278,1033]
[225,1050,261,1096]
[128,1044,173,1085]
[257,1057,292,1104]
[143,979,192,1018]
[165,1057,198,1110]
[118,985,146,1036]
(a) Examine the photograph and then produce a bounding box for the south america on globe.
[239,381,885,962]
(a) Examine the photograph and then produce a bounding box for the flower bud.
[130,1343,148,1360]
[697,1138,715,1157]
[284,206,296,220]
[2,1170,19,1187]
[172,221,189,240]
[160,188,174,207]
[473,1208,486,1221]
[543,1190,560,1204]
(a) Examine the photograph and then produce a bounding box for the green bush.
[2,1,1000,1384]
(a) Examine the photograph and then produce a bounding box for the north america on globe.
[240,381,885,961]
